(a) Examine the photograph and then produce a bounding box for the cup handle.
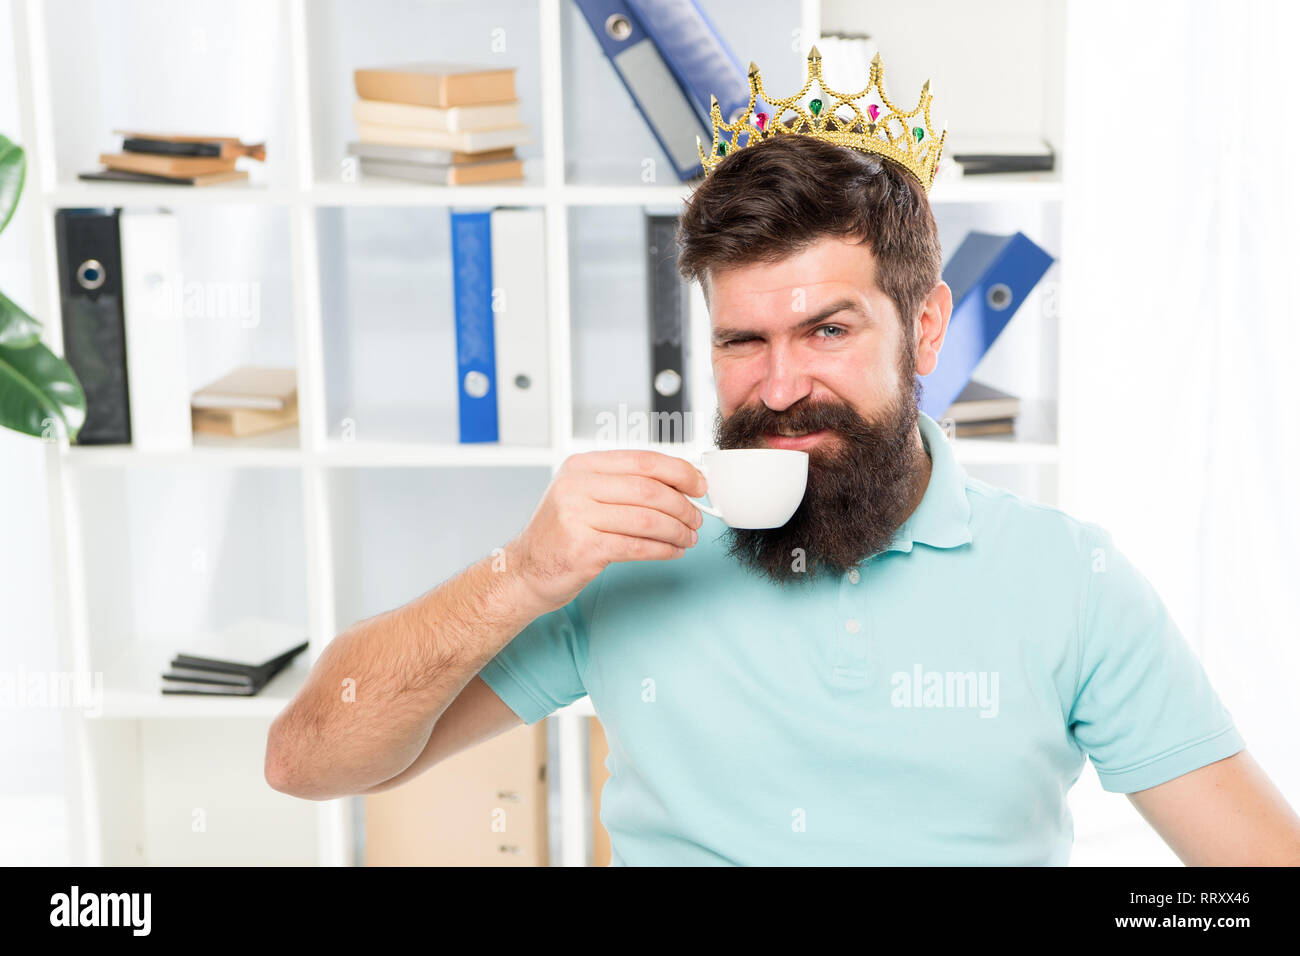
[688,459,724,520]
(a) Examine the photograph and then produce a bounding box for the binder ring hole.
[654,369,682,397]
[986,282,1012,311]
[76,259,106,291]
[463,370,490,399]
[605,14,632,41]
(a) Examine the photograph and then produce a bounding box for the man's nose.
[757,344,812,413]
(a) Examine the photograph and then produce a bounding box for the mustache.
[715,399,887,446]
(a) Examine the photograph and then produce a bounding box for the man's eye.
[816,325,847,338]
[721,336,756,346]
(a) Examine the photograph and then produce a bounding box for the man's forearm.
[264,547,545,799]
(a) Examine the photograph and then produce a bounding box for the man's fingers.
[579,450,707,497]
[595,532,687,564]
[588,503,698,551]
[582,473,704,531]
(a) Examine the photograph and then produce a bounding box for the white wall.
[0,0,68,864]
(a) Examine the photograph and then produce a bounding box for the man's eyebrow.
[712,297,871,341]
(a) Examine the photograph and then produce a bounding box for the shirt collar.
[881,411,973,555]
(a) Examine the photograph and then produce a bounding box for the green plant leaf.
[0,338,85,441]
[0,287,41,347]
[0,134,24,236]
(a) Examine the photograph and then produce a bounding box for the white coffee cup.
[689,448,809,528]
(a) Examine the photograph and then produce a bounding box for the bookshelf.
[13,0,1070,866]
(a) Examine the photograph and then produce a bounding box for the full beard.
[713,355,929,586]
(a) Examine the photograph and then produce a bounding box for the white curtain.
[1063,0,1300,823]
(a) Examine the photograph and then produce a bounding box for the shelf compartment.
[303,0,546,189]
[326,467,552,632]
[947,398,1059,465]
[50,203,301,461]
[568,204,711,447]
[69,465,310,675]
[85,717,317,865]
[41,0,290,189]
[317,206,552,449]
[559,0,804,188]
[90,640,310,720]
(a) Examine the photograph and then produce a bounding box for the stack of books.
[190,366,298,438]
[80,130,265,186]
[160,620,308,697]
[346,62,529,185]
[941,380,1021,436]
[948,135,1055,176]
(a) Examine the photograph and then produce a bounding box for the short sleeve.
[1068,525,1245,793]
[476,572,604,725]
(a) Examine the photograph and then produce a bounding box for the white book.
[352,98,520,133]
[490,208,550,446]
[345,140,462,164]
[119,210,192,451]
[163,666,253,686]
[190,366,296,410]
[356,121,530,152]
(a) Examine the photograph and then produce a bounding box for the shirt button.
[845,618,861,634]
[847,568,860,584]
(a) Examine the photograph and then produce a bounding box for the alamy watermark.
[0,667,103,718]
[136,274,261,329]
[593,402,697,445]
[50,886,150,936]
[890,664,999,718]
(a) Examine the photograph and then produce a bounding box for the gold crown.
[697,47,946,193]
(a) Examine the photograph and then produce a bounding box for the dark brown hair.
[676,134,943,337]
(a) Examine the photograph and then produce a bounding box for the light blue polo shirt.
[478,412,1245,865]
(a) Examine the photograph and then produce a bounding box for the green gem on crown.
[716,141,727,157]
[809,98,823,116]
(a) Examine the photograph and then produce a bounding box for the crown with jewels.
[697,47,946,194]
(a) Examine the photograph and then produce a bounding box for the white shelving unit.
[13,0,1071,866]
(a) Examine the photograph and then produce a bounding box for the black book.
[950,135,1055,176]
[53,209,130,444]
[122,137,221,158]
[160,648,300,696]
[78,168,203,186]
[161,681,263,697]
[159,621,309,696]
[944,380,1021,423]
[954,156,1055,175]
[173,640,307,678]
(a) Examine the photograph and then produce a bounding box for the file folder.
[54,208,131,444]
[119,209,192,451]
[490,208,550,446]
[646,212,688,441]
[920,231,1055,421]
[450,210,499,443]
[574,0,761,181]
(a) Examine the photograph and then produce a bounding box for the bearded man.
[267,124,1300,869]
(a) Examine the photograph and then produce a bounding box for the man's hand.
[507,450,708,614]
